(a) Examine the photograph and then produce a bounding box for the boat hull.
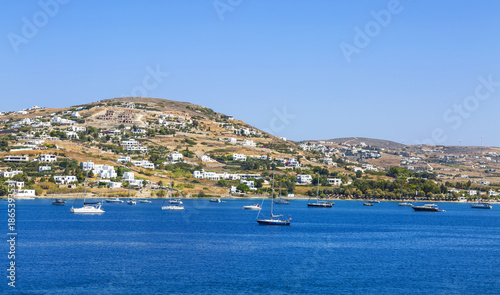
[256,219,290,226]
[52,202,66,206]
[412,206,439,212]
[162,205,185,211]
[307,202,333,207]
[243,206,261,210]
[470,203,492,209]
[70,206,105,214]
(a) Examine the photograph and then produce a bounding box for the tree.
[356,170,362,178]
[157,190,166,198]
[236,183,250,192]
[255,178,264,189]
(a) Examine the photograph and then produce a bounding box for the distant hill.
[314,137,406,150]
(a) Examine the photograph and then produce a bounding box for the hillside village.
[1,97,500,202]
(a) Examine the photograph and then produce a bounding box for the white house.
[240,180,256,190]
[80,161,95,171]
[54,176,77,184]
[227,137,237,144]
[2,170,23,178]
[200,155,214,162]
[69,126,86,132]
[4,155,29,162]
[170,152,184,162]
[131,160,155,169]
[38,154,57,162]
[39,165,51,173]
[5,180,24,188]
[297,174,313,184]
[71,111,81,118]
[93,165,117,179]
[117,156,131,163]
[13,189,36,198]
[327,178,342,185]
[51,116,74,125]
[233,153,247,161]
[242,139,256,147]
[123,172,134,181]
[109,182,123,189]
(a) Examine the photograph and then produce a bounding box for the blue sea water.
[2,199,500,294]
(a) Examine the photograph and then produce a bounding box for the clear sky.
[1,0,499,146]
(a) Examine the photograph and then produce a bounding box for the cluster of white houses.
[121,139,148,152]
[296,174,342,185]
[80,161,118,178]
[193,170,261,181]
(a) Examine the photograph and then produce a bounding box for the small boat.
[470,202,492,209]
[412,204,440,212]
[169,199,183,205]
[105,197,124,203]
[209,198,221,203]
[127,200,136,205]
[71,202,105,214]
[243,204,261,210]
[274,199,290,205]
[307,174,333,207]
[71,164,105,214]
[162,177,185,211]
[256,170,291,226]
[398,202,413,206]
[274,184,290,204]
[139,199,152,203]
[52,199,66,206]
[363,202,373,206]
[366,200,380,204]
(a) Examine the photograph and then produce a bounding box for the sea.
[2,199,500,294]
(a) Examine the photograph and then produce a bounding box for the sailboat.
[209,179,222,203]
[470,180,492,209]
[162,177,184,210]
[70,162,104,214]
[274,183,290,205]
[307,174,333,207]
[256,171,291,225]
[398,186,412,206]
[51,184,66,206]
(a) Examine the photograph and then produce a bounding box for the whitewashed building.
[296,174,313,184]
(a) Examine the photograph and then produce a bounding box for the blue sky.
[1,0,499,146]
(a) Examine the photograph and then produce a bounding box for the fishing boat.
[363,202,373,206]
[105,197,124,203]
[162,177,184,211]
[307,174,333,207]
[71,163,105,214]
[256,171,291,226]
[243,204,261,210]
[139,199,152,203]
[127,200,136,205]
[52,199,66,206]
[209,198,221,203]
[412,204,440,212]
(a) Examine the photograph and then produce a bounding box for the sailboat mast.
[83,161,89,203]
[271,170,274,217]
[316,173,320,201]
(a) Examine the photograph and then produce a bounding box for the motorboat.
[105,197,124,203]
[139,199,152,203]
[127,200,137,205]
[243,204,261,210]
[412,204,440,212]
[52,199,66,206]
